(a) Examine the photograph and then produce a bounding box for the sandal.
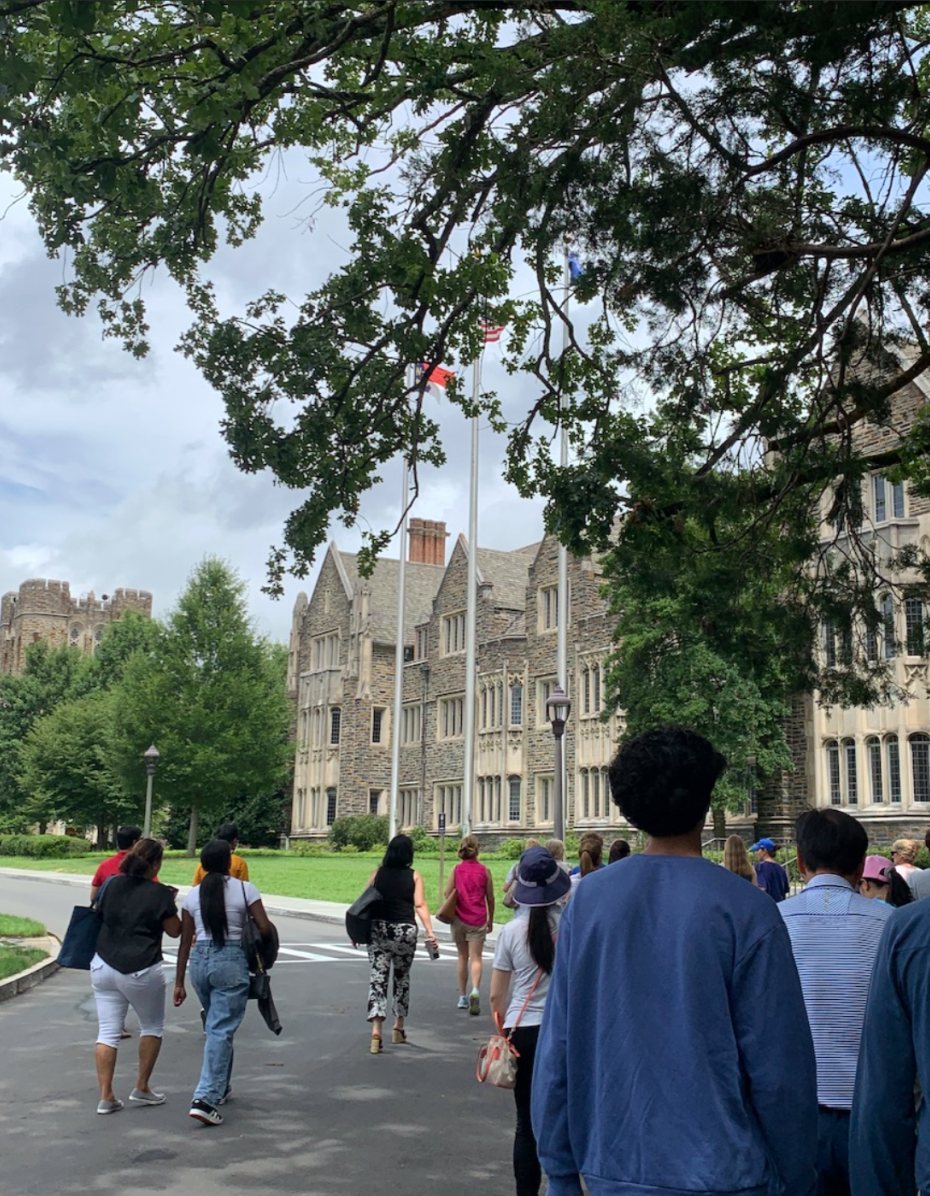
[392,1028,407,1044]
[370,1034,383,1054]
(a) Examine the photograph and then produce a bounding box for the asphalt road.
[0,875,514,1196]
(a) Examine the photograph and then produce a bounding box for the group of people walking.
[82,737,930,1195]
[88,823,272,1127]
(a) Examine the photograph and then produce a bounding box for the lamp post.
[142,744,160,838]
[546,685,572,842]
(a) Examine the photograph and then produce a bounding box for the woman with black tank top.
[365,834,438,1054]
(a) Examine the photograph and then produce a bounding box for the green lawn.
[0,913,47,937]
[0,944,47,981]
[0,854,517,919]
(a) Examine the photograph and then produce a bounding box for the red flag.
[416,363,455,388]
[481,321,505,344]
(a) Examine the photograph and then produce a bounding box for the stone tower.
[0,579,153,674]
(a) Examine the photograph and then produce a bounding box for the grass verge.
[0,944,46,982]
[0,855,517,921]
[0,913,47,937]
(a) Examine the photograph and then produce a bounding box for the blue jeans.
[189,942,249,1106]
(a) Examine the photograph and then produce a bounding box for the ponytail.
[119,837,163,879]
[526,906,556,974]
[198,839,232,946]
[578,832,604,877]
[887,868,914,908]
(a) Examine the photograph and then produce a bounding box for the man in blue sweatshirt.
[850,900,930,1195]
[531,727,818,1196]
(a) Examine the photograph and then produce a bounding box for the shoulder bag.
[436,864,458,925]
[345,871,383,945]
[476,966,544,1089]
[57,876,115,970]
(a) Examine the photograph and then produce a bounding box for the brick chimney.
[408,518,448,566]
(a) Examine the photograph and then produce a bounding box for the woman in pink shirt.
[444,834,494,1015]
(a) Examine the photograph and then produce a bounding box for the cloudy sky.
[0,156,560,644]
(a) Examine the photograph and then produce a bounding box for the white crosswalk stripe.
[162,941,460,968]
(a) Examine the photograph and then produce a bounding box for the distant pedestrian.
[503,838,540,908]
[90,825,142,901]
[780,809,891,1196]
[750,837,790,901]
[890,838,921,880]
[445,834,494,1015]
[722,834,757,883]
[608,838,631,864]
[173,839,274,1127]
[850,894,930,1193]
[545,839,570,873]
[363,834,438,1054]
[569,832,604,891]
[91,838,180,1114]
[907,830,930,899]
[532,727,817,1196]
[490,847,570,1196]
[192,823,249,884]
[858,855,913,907]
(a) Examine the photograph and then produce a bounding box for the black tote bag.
[345,883,382,945]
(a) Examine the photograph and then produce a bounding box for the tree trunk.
[186,805,198,857]
[96,818,107,851]
[38,820,48,835]
[712,804,727,843]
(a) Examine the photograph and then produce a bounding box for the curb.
[0,935,60,1003]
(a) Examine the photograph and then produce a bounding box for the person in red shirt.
[90,826,142,901]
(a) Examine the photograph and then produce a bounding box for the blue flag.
[568,252,585,281]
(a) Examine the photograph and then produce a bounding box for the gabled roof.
[338,551,445,644]
[459,536,539,610]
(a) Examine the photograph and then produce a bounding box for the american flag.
[481,321,505,344]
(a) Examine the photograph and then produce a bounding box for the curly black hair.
[607,727,726,837]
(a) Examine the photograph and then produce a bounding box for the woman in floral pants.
[364,835,438,1053]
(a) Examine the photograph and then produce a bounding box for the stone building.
[0,579,153,674]
[288,518,625,839]
[759,356,930,843]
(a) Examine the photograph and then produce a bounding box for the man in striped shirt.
[780,808,891,1196]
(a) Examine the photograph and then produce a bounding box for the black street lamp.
[142,744,160,838]
[546,685,572,841]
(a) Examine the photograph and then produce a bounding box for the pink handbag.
[476,968,543,1089]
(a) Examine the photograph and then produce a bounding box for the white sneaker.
[129,1088,166,1106]
[456,995,468,1009]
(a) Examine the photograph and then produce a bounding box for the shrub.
[564,834,580,858]
[290,841,331,857]
[497,838,530,860]
[329,814,390,852]
[408,824,432,852]
[340,843,360,854]
[0,833,91,859]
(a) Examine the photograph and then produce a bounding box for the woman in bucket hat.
[489,847,571,1196]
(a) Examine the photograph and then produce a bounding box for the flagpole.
[388,365,413,840]
[461,352,481,838]
[555,243,570,843]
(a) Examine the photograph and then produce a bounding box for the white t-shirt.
[492,909,560,1028]
[182,876,261,942]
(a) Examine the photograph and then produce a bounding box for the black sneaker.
[189,1099,223,1126]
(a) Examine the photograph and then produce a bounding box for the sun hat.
[862,855,893,883]
[749,837,776,853]
[512,847,572,907]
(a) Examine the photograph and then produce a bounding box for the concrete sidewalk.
[0,867,499,942]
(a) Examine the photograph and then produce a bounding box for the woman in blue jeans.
[174,839,273,1126]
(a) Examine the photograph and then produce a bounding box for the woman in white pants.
[91,838,180,1114]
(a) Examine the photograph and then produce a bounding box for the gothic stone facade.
[0,579,153,674]
[757,363,930,842]
[288,522,635,840]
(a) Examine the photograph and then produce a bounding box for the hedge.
[0,833,91,858]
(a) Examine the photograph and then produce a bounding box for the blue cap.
[749,838,776,853]
[512,847,571,907]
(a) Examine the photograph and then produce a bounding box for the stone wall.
[0,579,153,674]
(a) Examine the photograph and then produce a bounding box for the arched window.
[509,683,523,726]
[906,598,926,657]
[842,738,858,806]
[508,776,522,823]
[886,735,902,803]
[866,736,883,803]
[825,740,841,806]
[823,622,837,669]
[581,768,590,819]
[910,733,930,803]
[881,595,896,659]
